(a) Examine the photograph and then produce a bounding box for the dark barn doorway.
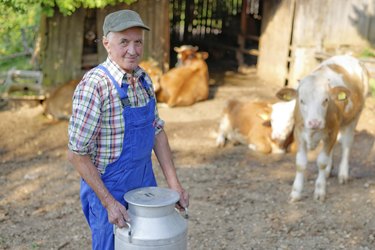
[169,0,262,72]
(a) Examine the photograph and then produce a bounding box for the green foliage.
[370,78,375,97]
[2,0,138,16]
[0,3,40,56]
[0,57,33,71]
[359,47,375,58]
[0,0,138,72]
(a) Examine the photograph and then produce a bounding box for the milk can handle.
[125,221,132,238]
[179,207,189,219]
[114,221,132,242]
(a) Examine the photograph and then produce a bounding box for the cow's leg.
[248,134,272,154]
[216,115,230,147]
[324,151,333,178]
[338,121,357,184]
[290,142,308,202]
[314,148,332,201]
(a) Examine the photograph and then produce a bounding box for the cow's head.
[174,45,199,66]
[270,99,296,142]
[276,68,351,130]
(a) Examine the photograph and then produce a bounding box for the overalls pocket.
[131,122,155,161]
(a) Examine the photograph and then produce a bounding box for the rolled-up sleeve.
[68,79,102,155]
[154,105,165,135]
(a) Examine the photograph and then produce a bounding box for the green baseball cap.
[103,10,150,36]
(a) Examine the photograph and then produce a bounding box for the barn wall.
[257,0,295,85]
[257,0,375,87]
[41,0,169,86]
[42,9,85,86]
[288,0,375,86]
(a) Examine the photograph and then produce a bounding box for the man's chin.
[122,62,138,73]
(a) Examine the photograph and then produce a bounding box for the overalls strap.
[96,65,131,107]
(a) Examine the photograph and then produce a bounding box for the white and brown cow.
[270,99,296,151]
[216,100,294,154]
[276,55,369,202]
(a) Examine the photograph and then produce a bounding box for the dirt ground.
[1,68,375,250]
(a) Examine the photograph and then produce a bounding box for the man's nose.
[127,42,136,55]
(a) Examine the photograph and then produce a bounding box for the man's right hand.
[105,196,130,228]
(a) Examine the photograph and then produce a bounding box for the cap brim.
[111,21,150,32]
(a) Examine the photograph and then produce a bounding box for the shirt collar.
[103,57,146,86]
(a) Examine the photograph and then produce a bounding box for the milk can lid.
[124,187,180,207]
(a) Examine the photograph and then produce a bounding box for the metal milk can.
[114,187,188,250]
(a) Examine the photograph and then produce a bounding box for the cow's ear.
[276,88,297,101]
[330,86,351,101]
[258,112,272,127]
[262,120,272,127]
[200,52,209,60]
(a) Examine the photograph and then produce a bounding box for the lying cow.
[44,79,80,120]
[270,99,296,152]
[216,99,295,154]
[139,59,162,92]
[156,45,209,107]
[276,55,369,202]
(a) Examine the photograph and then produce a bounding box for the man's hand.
[175,188,189,211]
[105,196,130,228]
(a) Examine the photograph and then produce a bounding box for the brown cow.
[44,79,80,120]
[156,45,209,107]
[139,59,162,92]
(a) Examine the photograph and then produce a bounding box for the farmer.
[67,9,189,250]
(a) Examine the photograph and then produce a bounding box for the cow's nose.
[307,119,321,129]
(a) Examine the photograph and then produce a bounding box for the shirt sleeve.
[154,104,165,135]
[68,78,102,155]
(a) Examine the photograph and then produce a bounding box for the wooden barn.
[39,0,261,86]
[259,0,375,87]
[39,0,375,87]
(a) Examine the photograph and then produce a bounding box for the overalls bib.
[80,65,157,250]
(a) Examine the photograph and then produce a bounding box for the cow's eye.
[323,98,328,106]
[300,99,304,105]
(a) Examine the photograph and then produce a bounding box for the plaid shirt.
[68,58,164,173]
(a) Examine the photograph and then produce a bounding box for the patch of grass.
[31,242,40,249]
[370,78,375,97]
[359,48,375,58]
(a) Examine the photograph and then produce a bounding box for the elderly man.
[67,9,189,249]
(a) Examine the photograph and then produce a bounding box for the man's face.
[103,27,144,73]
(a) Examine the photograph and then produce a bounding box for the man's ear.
[102,36,110,52]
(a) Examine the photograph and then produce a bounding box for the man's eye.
[120,40,129,46]
[135,40,143,46]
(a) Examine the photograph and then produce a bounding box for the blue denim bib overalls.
[80,65,157,250]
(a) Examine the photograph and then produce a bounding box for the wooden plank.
[257,0,295,85]
[68,8,85,81]
[292,0,371,47]
[287,0,373,86]
[55,13,69,85]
